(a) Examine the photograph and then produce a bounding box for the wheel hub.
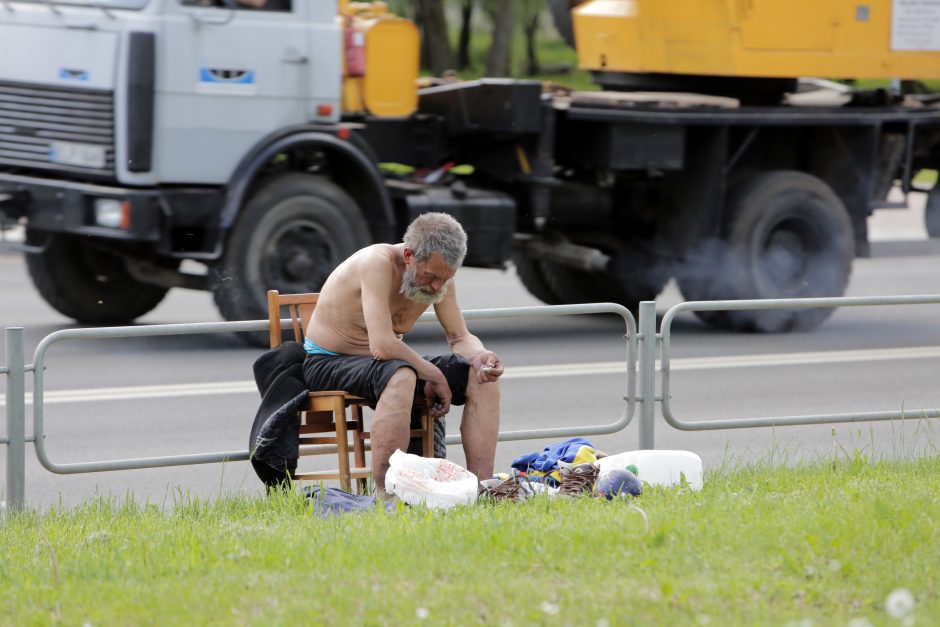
[765,230,805,280]
[263,221,333,292]
[283,251,314,281]
[762,217,815,290]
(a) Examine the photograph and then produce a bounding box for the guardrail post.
[5,327,26,512]
[638,301,656,449]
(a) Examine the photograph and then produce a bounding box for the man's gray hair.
[403,212,467,268]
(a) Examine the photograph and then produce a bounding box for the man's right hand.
[424,377,452,418]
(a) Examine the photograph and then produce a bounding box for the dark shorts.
[303,353,470,407]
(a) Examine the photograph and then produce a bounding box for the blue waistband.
[304,337,339,356]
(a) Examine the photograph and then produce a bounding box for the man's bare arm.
[359,259,453,411]
[434,282,503,383]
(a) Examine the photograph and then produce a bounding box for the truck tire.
[678,170,854,332]
[25,233,169,324]
[926,186,940,239]
[213,173,370,344]
[543,261,664,313]
[537,233,666,311]
[513,252,563,304]
[674,239,730,328]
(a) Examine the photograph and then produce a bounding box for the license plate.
[49,141,106,169]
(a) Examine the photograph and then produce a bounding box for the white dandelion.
[885,588,915,619]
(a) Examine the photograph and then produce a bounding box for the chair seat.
[304,391,366,409]
[307,390,366,400]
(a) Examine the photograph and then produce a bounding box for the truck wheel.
[513,252,563,304]
[926,186,940,239]
[674,239,731,328]
[543,261,663,312]
[213,173,369,344]
[25,233,169,323]
[538,233,666,311]
[679,170,854,332]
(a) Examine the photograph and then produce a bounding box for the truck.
[1,0,939,343]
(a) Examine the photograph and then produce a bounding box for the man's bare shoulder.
[348,243,402,276]
[318,244,399,299]
[341,243,393,264]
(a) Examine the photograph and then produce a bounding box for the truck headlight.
[94,198,129,229]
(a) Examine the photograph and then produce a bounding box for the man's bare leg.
[371,368,417,494]
[460,376,500,481]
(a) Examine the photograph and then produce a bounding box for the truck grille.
[0,80,115,177]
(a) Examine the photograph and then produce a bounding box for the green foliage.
[915,169,938,187]
[434,0,597,90]
[456,21,594,90]
[2,455,939,624]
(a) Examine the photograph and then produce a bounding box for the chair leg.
[351,403,368,494]
[332,396,351,493]
[351,404,366,469]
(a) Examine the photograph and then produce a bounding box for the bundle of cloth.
[510,437,606,486]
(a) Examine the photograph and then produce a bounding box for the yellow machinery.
[338,1,419,117]
[573,0,940,81]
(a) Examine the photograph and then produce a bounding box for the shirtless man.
[303,212,503,493]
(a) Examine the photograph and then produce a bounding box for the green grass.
[457,30,596,91]
[852,79,940,92]
[914,169,938,188]
[2,453,939,625]
[421,7,596,91]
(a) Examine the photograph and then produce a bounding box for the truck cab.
[0,0,411,336]
[1,1,340,185]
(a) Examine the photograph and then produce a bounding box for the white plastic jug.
[596,449,703,491]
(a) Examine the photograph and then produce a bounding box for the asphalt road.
[2,197,940,509]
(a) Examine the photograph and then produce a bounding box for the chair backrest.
[267,290,319,349]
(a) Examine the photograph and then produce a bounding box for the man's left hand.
[470,351,504,384]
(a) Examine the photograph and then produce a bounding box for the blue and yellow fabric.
[510,437,603,486]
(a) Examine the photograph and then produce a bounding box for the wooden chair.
[267,290,436,493]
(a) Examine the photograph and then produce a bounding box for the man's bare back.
[306,243,430,356]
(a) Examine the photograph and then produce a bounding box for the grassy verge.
[2,453,938,625]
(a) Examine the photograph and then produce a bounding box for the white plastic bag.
[385,449,478,510]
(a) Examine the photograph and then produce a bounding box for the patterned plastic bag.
[385,449,478,510]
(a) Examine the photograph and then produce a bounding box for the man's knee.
[466,374,499,399]
[381,367,417,404]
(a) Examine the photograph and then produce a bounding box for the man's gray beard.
[400,265,448,305]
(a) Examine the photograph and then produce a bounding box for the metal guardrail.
[3,303,637,509]
[4,327,26,510]
[6,293,940,510]
[31,320,267,476]
[656,295,940,439]
[432,305,637,444]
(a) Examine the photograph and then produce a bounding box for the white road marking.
[3,345,940,405]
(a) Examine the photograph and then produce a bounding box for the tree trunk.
[524,9,540,75]
[485,0,514,77]
[417,0,454,76]
[457,0,475,71]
